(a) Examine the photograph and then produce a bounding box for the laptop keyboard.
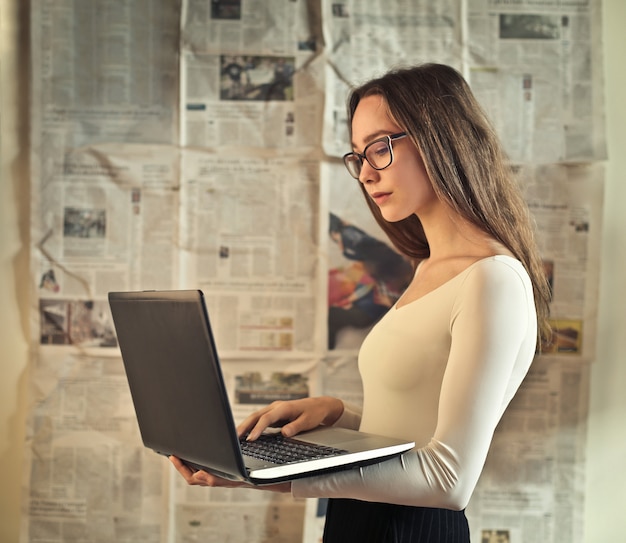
[239,433,348,465]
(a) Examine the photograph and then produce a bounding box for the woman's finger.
[237,401,293,438]
[236,403,279,436]
[169,455,200,484]
[236,397,343,441]
[245,402,304,440]
[169,456,248,488]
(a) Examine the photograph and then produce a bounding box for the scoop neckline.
[394,254,520,310]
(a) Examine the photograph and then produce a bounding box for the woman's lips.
[370,191,391,205]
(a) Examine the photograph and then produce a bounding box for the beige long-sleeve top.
[292,255,538,510]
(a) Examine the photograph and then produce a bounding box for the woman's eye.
[369,142,389,158]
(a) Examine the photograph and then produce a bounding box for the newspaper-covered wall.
[22,1,605,542]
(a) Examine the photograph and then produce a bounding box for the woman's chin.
[379,208,414,223]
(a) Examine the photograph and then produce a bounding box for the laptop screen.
[109,290,246,478]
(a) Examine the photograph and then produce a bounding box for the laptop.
[108,289,414,485]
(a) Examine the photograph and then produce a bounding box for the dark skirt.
[323,498,470,543]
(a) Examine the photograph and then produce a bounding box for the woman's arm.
[291,259,537,509]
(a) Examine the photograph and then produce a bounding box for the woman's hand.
[169,456,291,493]
[237,396,344,441]
[169,396,343,491]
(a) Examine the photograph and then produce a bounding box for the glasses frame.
[342,132,408,180]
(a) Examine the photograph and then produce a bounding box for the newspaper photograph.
[219,359,321,423]
[321,161,413,352]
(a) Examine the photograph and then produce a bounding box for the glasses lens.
[343,154,362,179]
[365,139,392,169]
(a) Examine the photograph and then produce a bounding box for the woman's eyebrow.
[350,130,395,150]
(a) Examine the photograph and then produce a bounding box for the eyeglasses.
[342,132,407,180]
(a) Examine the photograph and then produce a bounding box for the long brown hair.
[346,63,551,346]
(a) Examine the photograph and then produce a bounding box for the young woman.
[171,63,552,542]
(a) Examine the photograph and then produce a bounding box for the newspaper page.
[171,483,305,543]
[34,144,181,307]
[321,0,606,164]
[24,1,182,541]
[321,0,463,158]
[519,163,604,362]
[181,0,325,149]
[31,0,183,338]
[467,0,606,163]
[32,0,179,149]
[179,148,323,357]
[169,357,320,543]
[467,359,590,543]
[19,349,168,541]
